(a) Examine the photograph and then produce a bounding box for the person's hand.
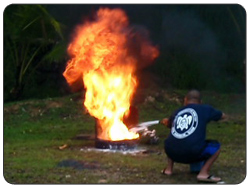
[160,118,169,125]
[219,113,229,122]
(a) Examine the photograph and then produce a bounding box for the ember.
[63,8,158,145]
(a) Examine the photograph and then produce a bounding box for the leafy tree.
[4,5,65,100]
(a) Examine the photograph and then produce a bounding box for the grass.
[3,90,246,184]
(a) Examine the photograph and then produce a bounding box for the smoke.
[161,10,225,64]
[158,10,238,91]
[126,24,159,69]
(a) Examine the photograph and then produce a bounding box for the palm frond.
[43,41,67,63]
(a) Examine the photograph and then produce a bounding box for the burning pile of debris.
[63,8,159,149]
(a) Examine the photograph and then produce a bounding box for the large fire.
[63,8,158,141]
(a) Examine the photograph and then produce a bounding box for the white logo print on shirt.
[176,114,193,131]
[171,108,198,139]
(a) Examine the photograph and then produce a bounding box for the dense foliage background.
[4,4,246,102]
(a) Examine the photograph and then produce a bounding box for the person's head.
[184,89,202,105]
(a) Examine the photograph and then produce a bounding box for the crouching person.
[161,90,226,183]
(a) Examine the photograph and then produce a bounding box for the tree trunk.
[10,65,24,100]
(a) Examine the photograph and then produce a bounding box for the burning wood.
[63,8,159,143]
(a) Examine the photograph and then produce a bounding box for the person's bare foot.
[161,168,172,175]
[197,175,221,183]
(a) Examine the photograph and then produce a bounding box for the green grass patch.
[3,90,246,184]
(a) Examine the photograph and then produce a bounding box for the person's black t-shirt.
[164,104,222,163]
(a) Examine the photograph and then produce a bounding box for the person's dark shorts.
[197,140,221,161]
[164,139,220,163]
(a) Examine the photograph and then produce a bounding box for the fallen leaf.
[59,144,68,150]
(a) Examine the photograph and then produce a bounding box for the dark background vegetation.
[4,4,246,101]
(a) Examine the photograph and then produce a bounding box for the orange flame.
[63,8,158,141]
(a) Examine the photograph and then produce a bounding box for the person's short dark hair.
[185,89,201,103]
